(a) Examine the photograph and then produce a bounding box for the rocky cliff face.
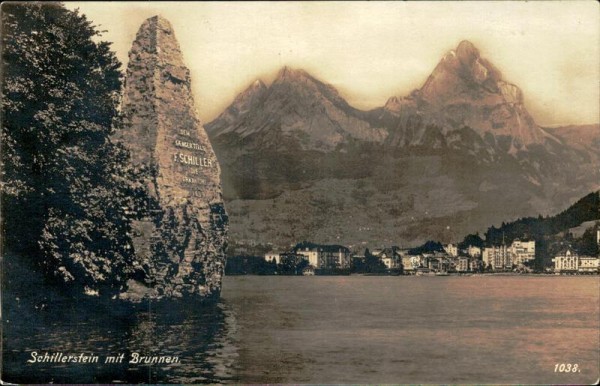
[116,16,227,300]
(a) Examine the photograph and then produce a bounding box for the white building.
[482,248,492,268]
[295,249,320,267]
[295,243,351,269]
[373,248,401,269]
[510,239,535,265]
[444,244,458,257]
[578,256,599,274]
[553,249,579,273]
[467,245,481,258]
[483,245,511,270]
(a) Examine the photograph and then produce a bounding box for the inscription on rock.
[175,139,206,151]
[173,153,213,167]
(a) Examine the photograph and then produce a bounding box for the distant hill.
[568,220,598,238]
[544,124,600,164]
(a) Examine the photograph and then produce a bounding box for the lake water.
[2,276,599,384]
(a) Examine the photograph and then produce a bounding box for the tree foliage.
[458,233,484,250]
[1,3,146,296]
[408,240,444,255]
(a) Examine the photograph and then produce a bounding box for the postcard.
[1,1,599,384]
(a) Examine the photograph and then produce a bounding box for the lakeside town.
[225,228,600,276]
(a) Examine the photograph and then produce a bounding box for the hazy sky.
[67,1,599,126]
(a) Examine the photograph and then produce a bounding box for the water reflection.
[2,298,239,383]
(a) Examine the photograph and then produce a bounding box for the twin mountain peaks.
[204,39,598,250]
[208,40,555,153]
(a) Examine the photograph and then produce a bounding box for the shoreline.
[225,272,599,277]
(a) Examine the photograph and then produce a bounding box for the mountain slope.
[545,124,600,162]
[205,41,600,251]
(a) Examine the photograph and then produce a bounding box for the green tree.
[1,3,145,297]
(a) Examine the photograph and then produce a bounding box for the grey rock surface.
[116,15,227,301]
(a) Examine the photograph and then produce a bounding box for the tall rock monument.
[117,16,227,301]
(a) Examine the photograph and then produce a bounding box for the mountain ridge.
[208,40,575,152]
[208,65,387,152]
[204,41,599,251]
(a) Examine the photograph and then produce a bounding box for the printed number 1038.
[555,363,580,372]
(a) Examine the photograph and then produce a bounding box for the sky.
[66,1,599,126]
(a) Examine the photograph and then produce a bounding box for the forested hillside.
[484,191,599,245]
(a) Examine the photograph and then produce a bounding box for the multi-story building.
[469,259,483,272]
[444,244,458,257]
[402,255,422,273]
[457,257,470,272]
[483,245,511,270]
[553,249,579,273]
[510,239,535,265]
[373,248,401,270]
[435,253,452,272]
[578,256,599,274]
[294,242,351,269]
[295,248,319,267]
[482,239,535,269]
[482,248,492,268]
[467,246,481,258]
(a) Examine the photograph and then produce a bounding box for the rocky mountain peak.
[455,40,480,65]
[207,67,388,150]
[272,66,343,98]
[386,40,550,146]
[421,40,503,103]
[251,78,267,89]
[209,41,557,152]
[207,79,269,137]
[236,78,267,103]
[275,66,311,81]
[268,66,351,111]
